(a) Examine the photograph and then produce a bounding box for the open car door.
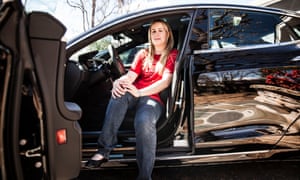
[0,1,81,179]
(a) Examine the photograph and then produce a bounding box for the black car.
[1,0,300,179]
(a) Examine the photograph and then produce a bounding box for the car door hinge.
[22,146,42,158]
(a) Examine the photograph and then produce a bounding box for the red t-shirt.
[130,49,178,104]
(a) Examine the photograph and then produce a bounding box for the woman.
[86,19,178,180]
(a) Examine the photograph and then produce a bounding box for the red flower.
[264,69,300,91]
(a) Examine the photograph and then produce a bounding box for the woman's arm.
[139,71,172,96]
[112,71,138,98]
[118,70,138,84]
[125,70,173,97]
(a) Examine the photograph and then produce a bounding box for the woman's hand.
[112,79,128,98]
[112,71,138,98]
[124,84,141,98]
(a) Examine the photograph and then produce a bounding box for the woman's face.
[150,22,169,49]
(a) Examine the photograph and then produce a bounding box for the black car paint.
[1,2,81,179]
[1,1,300,180]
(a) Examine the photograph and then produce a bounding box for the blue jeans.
[97,92,163,180]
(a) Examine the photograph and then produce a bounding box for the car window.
[119,43,149,66]
[284,17,300,40]
[70,34,133,62]
[189,9,300,50]
[189,9,209,50]
[209,9,282,49]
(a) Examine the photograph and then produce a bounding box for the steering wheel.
[107,44,126,78]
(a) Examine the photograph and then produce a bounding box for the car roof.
[67,3,299,51]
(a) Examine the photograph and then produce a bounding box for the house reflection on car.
[1,0,300,179]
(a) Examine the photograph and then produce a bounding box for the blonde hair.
[143,19,174,75]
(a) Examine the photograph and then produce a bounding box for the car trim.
[157,149,297,163]
[82,149,299,167]
[193,40,300,54]
[0,47,11,175]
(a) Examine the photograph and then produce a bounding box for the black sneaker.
[85,158,108,169]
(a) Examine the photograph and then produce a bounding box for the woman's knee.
[109,92,135,105]
[134,113,157,133]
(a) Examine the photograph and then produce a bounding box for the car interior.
[64,13,192,159]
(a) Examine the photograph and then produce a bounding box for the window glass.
[189,9,208,50]
[119,43,149,66]
[293,27,300,37]
[69,35,112,61]
[283,17,300,41]
[69,34,133,61]
[209,9,282,49]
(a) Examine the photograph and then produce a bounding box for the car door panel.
[1,1,82,178]
[27,11,82,179]
[190,8,300,152]
[192,45,300,150]
[0,1,30,179]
